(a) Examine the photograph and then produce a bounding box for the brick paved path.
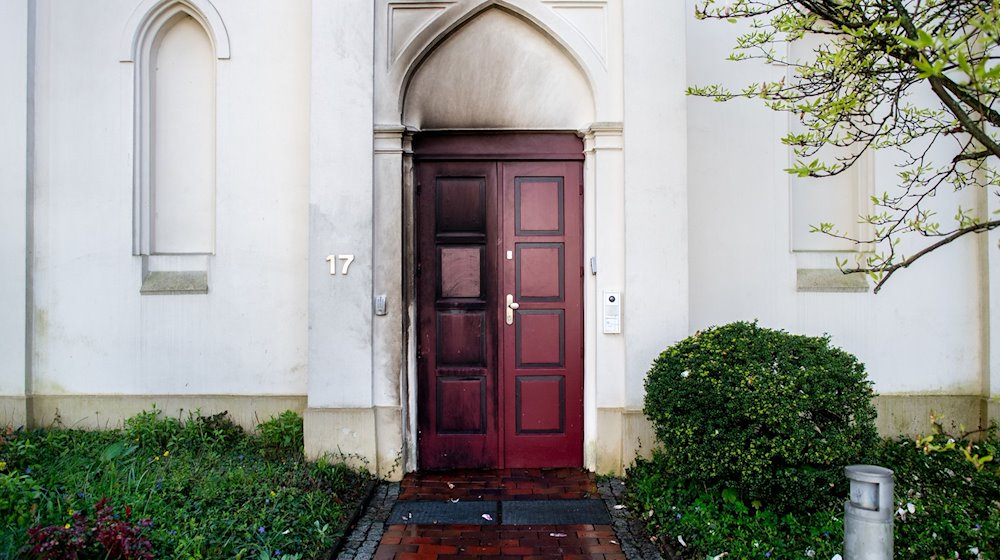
[369,469,630,560]
[376,523,623,559]
[397,468,597,501]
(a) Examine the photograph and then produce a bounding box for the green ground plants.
[629,321,1000,559]
[0,408,371,559]
[627,430,1000,559]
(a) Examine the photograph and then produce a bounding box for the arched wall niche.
[381,0,611,128]
[402,6,595,129]
[120,0,230,62]
[122,0,224,260]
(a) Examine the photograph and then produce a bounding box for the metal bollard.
[844,465,893,560]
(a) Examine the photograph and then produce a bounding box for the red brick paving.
[397,468,597,502]
[374,524,625,559]
[375,469,625,559]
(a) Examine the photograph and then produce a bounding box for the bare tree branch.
[844,220,1000,293]
[929,76,1000,159]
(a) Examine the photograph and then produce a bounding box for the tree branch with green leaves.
[690,0,1000,292]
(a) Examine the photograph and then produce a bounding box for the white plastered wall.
[303,0,385,473]
[25,0,311,427]
[621,0,689,465]
[685,1,990,435]
[0,1,29,427]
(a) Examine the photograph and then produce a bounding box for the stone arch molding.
[381,0,611,127]
[120,0,230,62]
[121,0,225,258]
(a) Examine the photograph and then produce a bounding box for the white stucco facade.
[1,0,995,478]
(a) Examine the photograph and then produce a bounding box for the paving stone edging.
[336,482,400,560]
[598,478,664,560]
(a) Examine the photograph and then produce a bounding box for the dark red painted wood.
[412,132,585,161]
[416,135,583,470]
[417,161,499,469]
[501,162,583,467]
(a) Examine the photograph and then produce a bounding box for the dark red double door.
[416,136,583,469]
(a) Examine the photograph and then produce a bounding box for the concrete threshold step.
[388,498,611,525]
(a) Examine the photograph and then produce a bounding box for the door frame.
[407,132,587,470]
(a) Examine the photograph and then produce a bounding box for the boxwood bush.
[643,321,878,512]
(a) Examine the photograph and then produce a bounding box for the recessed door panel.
[416,138,583,470]
[516,376,564,434]
[516,243,564,301]
[437,311,486,366]
[515,310,564,368]
[436,178,486,233]
[437,377,487,434]
[417,161,498,470]
[501,162,583,468]
[516,178,564,235]
[439,246,484,298]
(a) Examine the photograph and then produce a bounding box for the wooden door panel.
[439,247,484,298]
[436,376,486,434]
[436,178,486,233]
[437,311,485,365]
[501,162,583,468]
[515,310,565,367]
[515,178,564,234]
[516,243,564,300]
[417,162,498,470]
[516,375,564,433]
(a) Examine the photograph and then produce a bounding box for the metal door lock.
[505,293,519,325]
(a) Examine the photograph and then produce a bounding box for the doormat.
[501,499,611,525]
[389,501,498,525]
[388,499,611,525]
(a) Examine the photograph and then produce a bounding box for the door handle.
[505,293,519,325]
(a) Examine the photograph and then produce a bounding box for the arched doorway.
[400,7,596,469]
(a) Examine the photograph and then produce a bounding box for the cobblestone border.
[336,482,400,560]
[598,478,664,560]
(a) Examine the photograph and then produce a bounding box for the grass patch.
[0,408,372,559]
[625,427,1000,559]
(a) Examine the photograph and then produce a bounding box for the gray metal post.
[844,465,894,559]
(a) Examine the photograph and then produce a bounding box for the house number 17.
[326,254,355,275]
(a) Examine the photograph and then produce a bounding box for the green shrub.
[123,405,180,450]
[175,410,245,451]
[124,406,244,453]
[627,429,1000,559]
[875,425,1000,558]
[256,411,304,457]
[643,321,878,512]
[0,469,41,528]
[627,451,844,559]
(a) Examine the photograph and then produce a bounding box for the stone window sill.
[140,271,209,295]
[796,268,868,293]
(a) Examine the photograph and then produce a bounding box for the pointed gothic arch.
[378,0,610,126]
[120,0,229,62]
[401,5,595,129]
